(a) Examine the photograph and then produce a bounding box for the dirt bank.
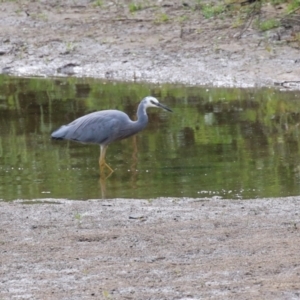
[0,0,300,88]
[1,197,300,299]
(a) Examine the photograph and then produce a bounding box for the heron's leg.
[99,145,107,166]
[99,145,114,175]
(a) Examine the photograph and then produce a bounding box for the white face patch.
[139,96,172,115]
[144,96,159,108]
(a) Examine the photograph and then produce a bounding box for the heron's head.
[143,96,172,112]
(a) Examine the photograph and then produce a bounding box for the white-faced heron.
[51,96,172,175]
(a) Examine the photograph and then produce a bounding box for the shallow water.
[1,75,300,200]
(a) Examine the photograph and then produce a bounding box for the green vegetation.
[177,15,189,23]
[4,0,299,36]
[154,12,169,23]
[66,41,76,53]
[74,212,83,227]
[128,2,143,13]
[117,0,298,35]
[192,0,300,33]
[102,290,113,299]
[258,18,281,31]
[201,3,225,19]
[286,0,300,12]
[92,0,103,7]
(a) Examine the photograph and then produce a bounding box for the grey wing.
[112,122,142,141]
[52,111,126,144]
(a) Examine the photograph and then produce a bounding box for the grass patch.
[201,3,225,18]
[128,2,143,13]
[286,0,300,12]
[92,0,103,7]
[154,13,169,23]
[258,18,281,31]
[192,0,299,31]
[270,0,287,5]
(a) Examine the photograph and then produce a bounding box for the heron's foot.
[99,160,114,178]
[104,162,114,173]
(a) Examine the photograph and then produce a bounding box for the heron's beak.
[156,102,173,112]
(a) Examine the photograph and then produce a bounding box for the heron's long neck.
[135,102,148,129]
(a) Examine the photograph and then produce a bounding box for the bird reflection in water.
[98,135,139,199]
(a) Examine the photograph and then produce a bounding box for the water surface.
[1,75,300,200]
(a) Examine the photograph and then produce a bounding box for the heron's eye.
[150,100,156,105]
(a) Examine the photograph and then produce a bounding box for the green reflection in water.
[1,74,300,200]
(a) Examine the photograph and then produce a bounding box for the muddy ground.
[1,198,300,299]
[0,0,300,88]
[1,1,300,299]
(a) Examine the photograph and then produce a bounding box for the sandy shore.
[1,197,300,299]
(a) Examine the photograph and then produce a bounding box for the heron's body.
[51,96,172,176]
[52,109,148,145]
